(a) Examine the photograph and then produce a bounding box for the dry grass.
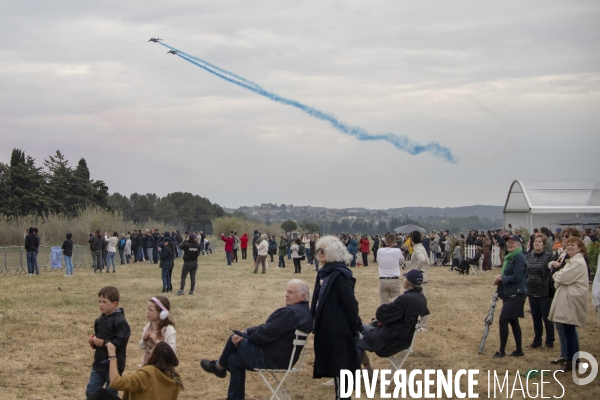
[0,256,598,399]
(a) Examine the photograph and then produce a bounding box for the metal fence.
[0,245,96,276]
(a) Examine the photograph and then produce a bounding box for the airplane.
[167,50,179,55]
[148,38,162,43]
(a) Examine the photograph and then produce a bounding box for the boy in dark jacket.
[85,286,131,399]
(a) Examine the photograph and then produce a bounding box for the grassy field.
[0,253,598,399]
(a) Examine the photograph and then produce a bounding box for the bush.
[587,242,599,276]
[0,207,173,245]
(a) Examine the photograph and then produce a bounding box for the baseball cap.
[503,234,522,243]
[403,269,424,286]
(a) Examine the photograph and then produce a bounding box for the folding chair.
[433,252,445,267]
[469,262,479,275]
[388,317,425,372]
[256,330,310,400]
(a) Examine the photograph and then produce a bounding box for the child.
[85,286,131,399]
[62,232,74,276]
[140,296,177,365]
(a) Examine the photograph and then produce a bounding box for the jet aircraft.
[167,50,179,55]
[148,38,162,43]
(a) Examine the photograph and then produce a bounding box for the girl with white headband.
[140,296,177,366]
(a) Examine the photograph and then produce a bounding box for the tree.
[281,219,298,232]
[44,150,78,217]
[302,222,320,233]
[4,149,47,218]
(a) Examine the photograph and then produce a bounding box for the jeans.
[350,253,357,267]
[218,336,278,400]
[146,247,154,264]
[314,259,319,271]
[287,248,291,259]
[180,261,198,292]
[161,268,171,291]
[153,247,159,263]
[278,255,285,268]
[528,296,554,347]
[106,252,116,272]
[26,251,37,274]
[232,249,238,262]
[125,254,131,264]
[225,251,232,265]
[118,249,124,264]
[64,255,73,275]
[306,250,312,265]
[85,369,116,398]
[556,323,579,360]
[136,247,144,262]
[362,252,369,267]
[293,258,301,273]
[93,250,103,272]
[356,324,376,361]
[555,322,579,359]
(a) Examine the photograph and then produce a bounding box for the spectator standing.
[254,234,269,274]
[105,231,118,273]
[62,232,74,276]
[268,235,277,262]
[376,234,405,304]
[240,233,249,259]
[346,235,358,267]
[370,234,380,263]
[409,231,430,283]
[158,233,175,293]
[252,230,260,262]
[89,230,106,273]
[277,234,287,269]
[232,232,240,263]
[290,238,302,274]
[124,235,132,264]
[221,232,234,266]
[359,235,370,267]
[117,234,126,265]
[178,234,201,295]
[311,236,361,399]
[25,227,40,276]
[145,229,155,264]
[286,232,292,260]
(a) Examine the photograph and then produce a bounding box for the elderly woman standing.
[492,234,528,358]
[312,236,361,399]
[548,237,589,372]
[525,234,554,349]
[254,234,269,274]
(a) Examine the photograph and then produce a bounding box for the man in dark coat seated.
[200,279,313,400]
[357,269,430,377]
[458,246,483,275]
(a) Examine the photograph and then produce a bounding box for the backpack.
[298,245,305,256]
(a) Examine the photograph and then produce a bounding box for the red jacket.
[360,238,370,253]
[221,235,234,252]
[240,233,249,249]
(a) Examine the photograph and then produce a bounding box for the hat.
[403,270,424,286]
[503,234,522,243]
[188,233,196,239]
[556,227,562,232]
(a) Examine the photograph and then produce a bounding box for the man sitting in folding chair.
[458,246,483,275]
[200,279,313,400]
[356,270,430,378]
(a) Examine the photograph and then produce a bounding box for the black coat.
[61,239,73,257]
[93,308,131,374]
[362,287,429,357]
[311,262,361,378]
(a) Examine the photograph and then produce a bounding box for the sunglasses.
[316,248,326,255]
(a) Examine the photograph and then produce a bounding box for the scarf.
[500,246,522,276]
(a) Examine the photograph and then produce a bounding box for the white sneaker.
[322,379,334,387]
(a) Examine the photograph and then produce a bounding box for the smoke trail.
[160,44,457,163]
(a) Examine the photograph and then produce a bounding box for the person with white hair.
[254,234,269,274]
[311,235,361,399]
[200,279,313,400]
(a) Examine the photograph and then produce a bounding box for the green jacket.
[278,238,287,257]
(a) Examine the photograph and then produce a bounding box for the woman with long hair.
[89,341,183,400]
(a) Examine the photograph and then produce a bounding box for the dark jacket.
[346,239,358,255]
[89,235,105,252]
[61,238,73,257]
[144,234,154,248]
[25,233,40,252]
[179,242,201,262]
[311,262,361,378]
[363,287,430,357]
[268,239,278,255]
[246,301,313,368]
[370,236,380,251]
[498,252,528,299]
[526,250,553,297]
[278,238,287,257]
[158,242,174,269]
[93,308,131,374]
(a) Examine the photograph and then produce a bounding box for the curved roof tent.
[504,180,600,214]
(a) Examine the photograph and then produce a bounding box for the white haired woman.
[254,234,269,274]
[311,235,361,399]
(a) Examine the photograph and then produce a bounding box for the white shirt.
[257,240,269,256]
[377,247,404,278]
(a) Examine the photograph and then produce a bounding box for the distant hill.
[384,205,503,219]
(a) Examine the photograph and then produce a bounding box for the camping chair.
[433,252,445,267]
[388,316,425,372]
[256,330,310,400]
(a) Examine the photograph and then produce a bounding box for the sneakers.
[509,351,525,357]
[492,351,506,358]
[200,359,227,378]
[177,290,184,296]
[189,291,193,295]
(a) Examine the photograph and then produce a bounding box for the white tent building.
[503,180,600,233]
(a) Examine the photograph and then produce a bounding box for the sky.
[1,1,599,210]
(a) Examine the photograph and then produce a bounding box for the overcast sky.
[1,1,598,210]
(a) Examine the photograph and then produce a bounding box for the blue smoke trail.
[160,44,457,163]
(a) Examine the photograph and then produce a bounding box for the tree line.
[0,148,225,233]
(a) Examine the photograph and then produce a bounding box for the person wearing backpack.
[290,238,304,274]
[117,234,127,265]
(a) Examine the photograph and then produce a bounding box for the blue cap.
[403,269,424,286]
[503,234,522,243]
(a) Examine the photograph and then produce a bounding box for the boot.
[563,360,573,372]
